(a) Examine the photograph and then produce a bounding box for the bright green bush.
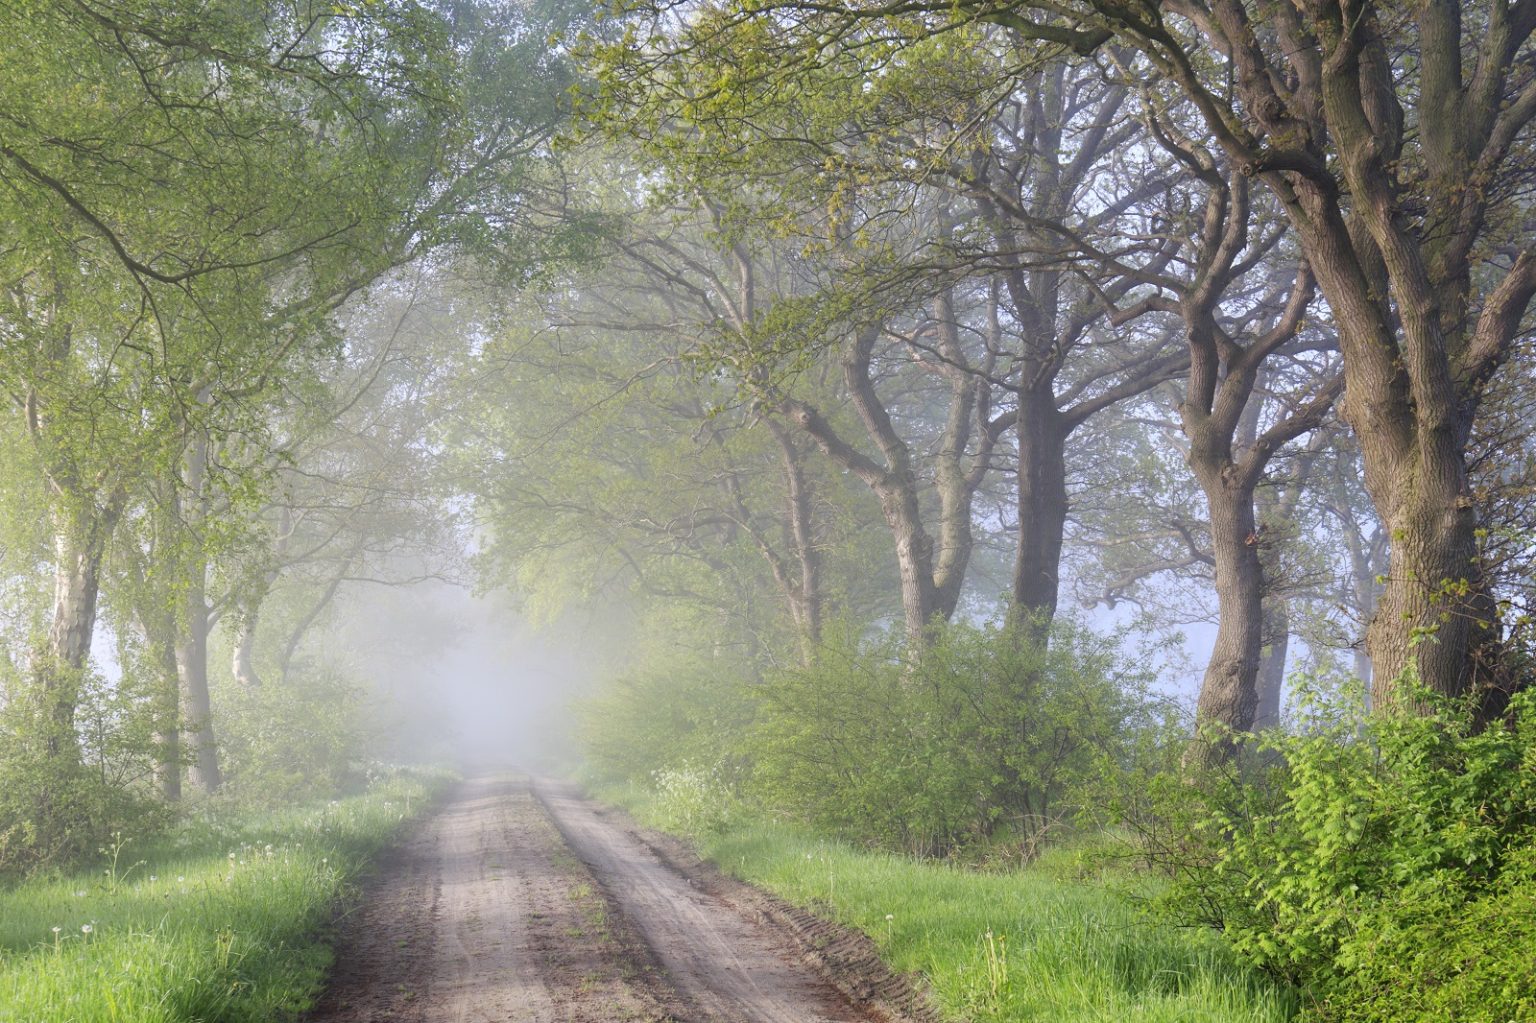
[0,665,173,877]
[749,618,1169,856]
[1315,845,1536,1022]
[1141,681,1536,1022]
[578,644,755,787]
[214,669,374,804]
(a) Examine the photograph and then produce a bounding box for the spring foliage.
[1138,683,1536,1021]
[585,617,1174,857]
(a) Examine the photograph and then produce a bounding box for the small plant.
[649,761,741,837]
[981,929,1010,1010]
[98,831,146,894]
[747,617,1171,857]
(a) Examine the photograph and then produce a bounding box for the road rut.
[308,776,914,1023]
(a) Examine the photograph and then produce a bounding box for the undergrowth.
[0,765,452,1022]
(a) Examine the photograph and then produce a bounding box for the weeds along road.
[307,776,927,1023]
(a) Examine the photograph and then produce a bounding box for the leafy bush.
[213,669,374,804]
[748,618,1168,856]
[1139,680,1536,1022]
[578,645,755,787]
[0,665,173,877]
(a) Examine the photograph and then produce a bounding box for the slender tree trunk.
[1190,475,1265,756]
[149,615,183,801]
[31,499,122,762]
[176,427,222,793]
[880,477,941,643]
[1255,596,1289,731]
[930,290,980,621]
[231,606,263,690]
[782,325,956,646]
[765,419,823,660]
[280,567,350,682]
[176,568,222,793]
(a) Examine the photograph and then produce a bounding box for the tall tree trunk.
[1190,475,1265,757]
[1221,9,1536,711]
[149,614,183,801]
[31,497,124,762]
[782,323,960,646]
[231,605,263,690]
[766,420,823,660]
[883,479,940,642]
[176,566,222,793]
[1011,389,1068,635]
[1255,595,1289,731]
[930,289,980,621]
[1366,489,1498,712]
[176,426,222,793]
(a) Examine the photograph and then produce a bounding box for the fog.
[332,582,632,773]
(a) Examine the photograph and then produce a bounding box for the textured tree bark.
[1189,472,1265,758]
[1290,201,1508,709]
[1152,0,1536,711]
[31,503,118,761]
[1366,489,1499,712]
[1011,390,1069,634]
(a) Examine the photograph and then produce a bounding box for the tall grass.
[706,823,1295,1022]
[0,766,451,1023]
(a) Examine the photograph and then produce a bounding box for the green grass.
[0,766,453,1023]
[606,782,1295,1023]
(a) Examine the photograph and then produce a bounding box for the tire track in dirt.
[307,776,660,1023]
[533,779,862,1023]
[311,775,930,1023]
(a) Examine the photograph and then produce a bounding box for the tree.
[593,0,1536,714]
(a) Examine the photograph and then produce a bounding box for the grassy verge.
[610,787,1296,1023]
[0,766,453,1023]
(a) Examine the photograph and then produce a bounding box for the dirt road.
[307,776,930,1023]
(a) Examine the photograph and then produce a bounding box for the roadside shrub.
[0,665,172,877]
[1140,679,1536,1022]
[749,618,1166,856]
[578,645,755,787]
[214,669,373,804]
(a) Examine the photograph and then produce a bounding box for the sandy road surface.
[308,776,925,1023]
